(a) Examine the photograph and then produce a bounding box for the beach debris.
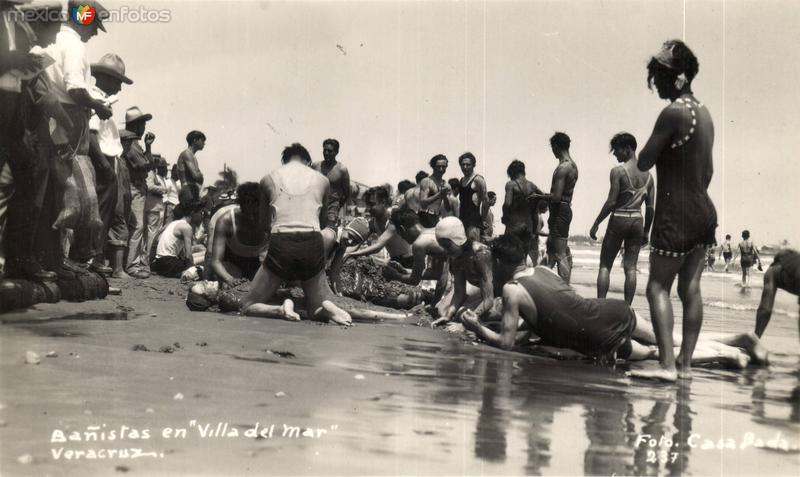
[336,44,347,55]
[158,345,175,354]
[173,393,184,401]
[132,344,149,352]
[195,341,208,347]
[25,351,40,365]
[17,453,33,464]
[274,391,286,398]
[150,313,158,318]
[173,342,182,349]
[115,465,130,473]
[45,351,58,358]
[108,287,122,295]
[354,374,365,380]
[264,349,295,358]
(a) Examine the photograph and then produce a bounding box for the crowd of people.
[2,2,798,384]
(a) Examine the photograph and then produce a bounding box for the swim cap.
[435,217,467,247]
[343,217,370,244]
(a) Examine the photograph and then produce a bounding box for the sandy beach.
[1,246,798,476]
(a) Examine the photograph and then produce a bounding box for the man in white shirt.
[163,164,181,224]
[144,155,168,269]
[83,52,133,275]
[40,0,111,274]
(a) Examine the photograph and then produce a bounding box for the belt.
[612,210,642,218]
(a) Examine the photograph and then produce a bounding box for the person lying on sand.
[459,240,768,379]
[239,143,351,325]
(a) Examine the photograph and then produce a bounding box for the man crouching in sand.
[460,238,768,369]
[240,143,351,325]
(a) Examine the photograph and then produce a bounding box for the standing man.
[313,138,350,228]
[122,106,155,278]
[531,132,578,283]
[719,234,734,273]
[0,0,62,281]
[403,171,428,213]
[39,0,110,273]
[163,164,180,224]
[144,155,168,264]
[418,155,450,228]
[589,132,655,305]
[502,159,544,266]
[241,143,351,325]
[482,191,496,241]
[630,40,717,382]
[458,152,489,242]
[85,53,133,275]
[177,130,205,188]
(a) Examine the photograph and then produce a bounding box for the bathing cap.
[435,216,467,247]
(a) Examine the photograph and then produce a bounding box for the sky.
[87,0,800,246]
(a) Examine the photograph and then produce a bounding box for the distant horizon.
[86,0,800,246]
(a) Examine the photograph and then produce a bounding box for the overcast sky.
[87,0,800,245]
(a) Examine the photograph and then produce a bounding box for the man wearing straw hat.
[122,105,156,278]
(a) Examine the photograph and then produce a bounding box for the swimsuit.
[739,241,756,269]
[418,178,446,228]
[516,268,636,358]
[650,97,717,257]
[262,163,326,281]
[459,174,483,230]
[600,167,650,267]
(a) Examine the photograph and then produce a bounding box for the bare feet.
[742,332,770,365]
[445,322,466,334]
[430,317,449,328]
[628,365,679,383]
[321,300,352,326]
[111,270,131,279]
[280,299,301,321]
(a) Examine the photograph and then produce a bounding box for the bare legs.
[629,247,706,382]
[548,237,571,284]
[240,266,300,321]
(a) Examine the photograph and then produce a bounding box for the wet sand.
[1,260,799,476]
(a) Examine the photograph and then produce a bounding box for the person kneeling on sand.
[205,182,269,288]
[461,240,769,370]
[431,217,495,325]
[239,143,351,325]
[151,202,204,278]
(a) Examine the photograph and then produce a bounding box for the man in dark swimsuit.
[531,132,578,284]
[589,133,655,305]
[719,234,734,273]
[461,240,769,368]
[502,159,544,265]
[458,152,489,242]
[630,40,718,382]
[755,249,800,339]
